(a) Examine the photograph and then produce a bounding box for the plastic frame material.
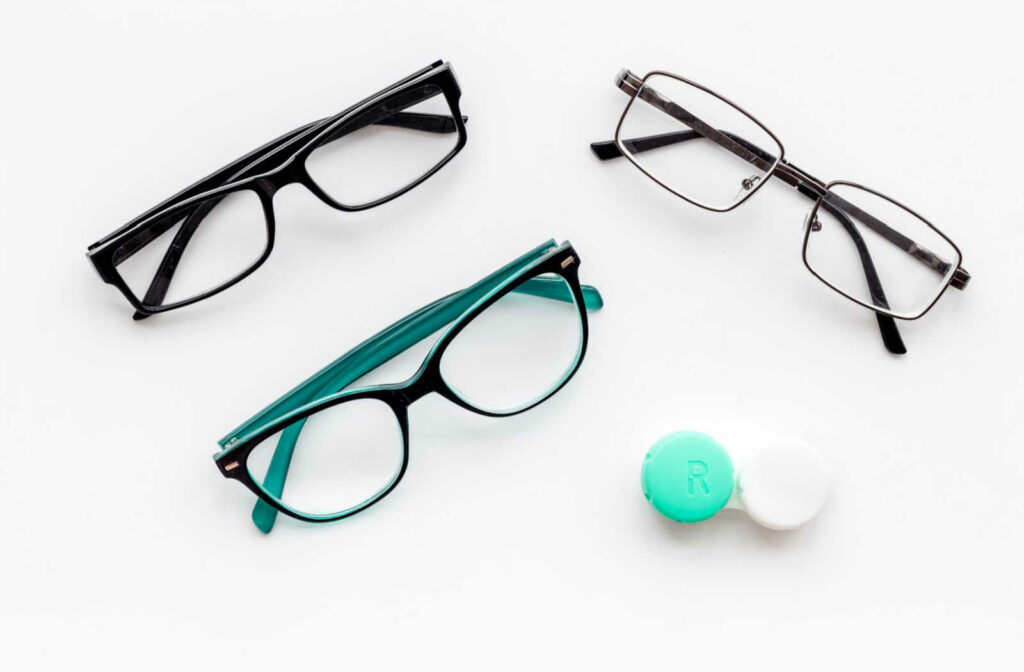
[590,68,971,355]
[212,240,604,534]
[86,60,467,319]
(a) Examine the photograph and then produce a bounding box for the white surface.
[2,1,1022,669]
[735,440,830,530]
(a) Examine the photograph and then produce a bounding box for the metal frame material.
[612,69,783,213]
[593,68,971,353]
[802,180,965,320]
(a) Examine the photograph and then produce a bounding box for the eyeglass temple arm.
[606,129,906,350]
[231,261,602,451]
[102,111,464,288]
[815,196,907,354]
[593,73,969,288]
[89,58,456,252]
[249,279,603,535]
[591,132,905,353]
[815,189,969,286]
[130,110,467,318]
[218,241,603,533]
[594,74,978,351]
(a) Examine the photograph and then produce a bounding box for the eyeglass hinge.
[561,256,575,268]
[615,69,643,97]
[950,267,971,290]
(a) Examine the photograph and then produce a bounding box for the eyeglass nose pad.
[802,208,823,234]
[733,174,762,202]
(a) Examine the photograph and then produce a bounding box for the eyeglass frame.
[86,60,467,320]
[591,68,971,354]
[212,240,604,534]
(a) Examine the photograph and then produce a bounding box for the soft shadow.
[651,506,812,550]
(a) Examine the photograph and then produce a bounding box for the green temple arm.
[215,239,603,533]
[516,275,602,309]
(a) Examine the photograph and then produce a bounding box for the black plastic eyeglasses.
[213,240,604,534]
[87,60,467,319]
[591,68,971,354]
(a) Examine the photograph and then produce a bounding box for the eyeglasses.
[591,69,971,354]
[213,240,603,533]
[86,61,467,319]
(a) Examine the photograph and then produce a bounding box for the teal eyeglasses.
[213,240,604,533]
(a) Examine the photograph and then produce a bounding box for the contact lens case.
[641,431,829,530]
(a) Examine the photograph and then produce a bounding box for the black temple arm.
[819,190,962,282]
[591,115,906,353]
[133,197,223,319]
[875,312,906,355]
[816,196,906,354]
[592,84,967,292]
[130,101,463,317]
[371,111,467,134]
[91,119,324,255]
[590,130,702,159]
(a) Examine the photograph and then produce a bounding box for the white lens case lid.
[730,440,831,530]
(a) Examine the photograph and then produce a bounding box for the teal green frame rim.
[213,239,603,533]
[436,273,586,416]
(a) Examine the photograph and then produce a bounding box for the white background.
[2,1,1022,668]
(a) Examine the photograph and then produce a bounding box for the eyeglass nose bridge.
[252,159,308,197]
[393,374,438,407]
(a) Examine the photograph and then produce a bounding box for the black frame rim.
[87,61,467,316]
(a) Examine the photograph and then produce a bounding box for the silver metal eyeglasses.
[592,68,971,354]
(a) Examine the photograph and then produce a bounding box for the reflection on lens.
[804,184,961,318]
[440,273,583,414]
[116,189,266,308]
[617,73,781,210]
[246,398,403,516]
[305,85,460,207]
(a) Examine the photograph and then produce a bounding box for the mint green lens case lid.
[641,432,830,530]
[642,432,735,523]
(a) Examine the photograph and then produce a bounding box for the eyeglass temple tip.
[876,313,907,355]
[252,500,278,534]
